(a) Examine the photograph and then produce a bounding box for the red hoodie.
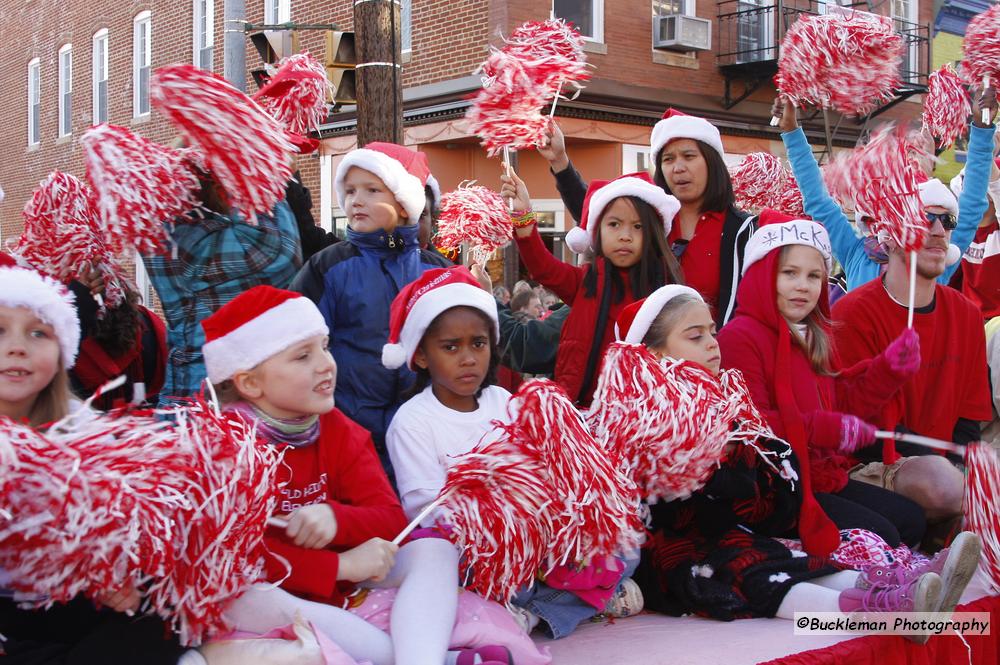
[717,250,912,554]
[263,408,408,605]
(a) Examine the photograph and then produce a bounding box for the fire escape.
[716,0,931,157]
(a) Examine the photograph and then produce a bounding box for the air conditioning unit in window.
[653,14,712,52]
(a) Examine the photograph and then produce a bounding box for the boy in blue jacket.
[291,143,449,478]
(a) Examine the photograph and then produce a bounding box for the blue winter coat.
[290,223,450,448]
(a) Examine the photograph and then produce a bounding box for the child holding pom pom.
[0,261,198,665]
[385,266,637,639]
[717,211,933,551]
[616,285,976,639]
[500,170,683,405]
[202,285,516,665]
[291,143,451,481]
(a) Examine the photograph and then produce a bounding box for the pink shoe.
[840,571,942,644]
[857,532,981,614]
[455,645,513,665]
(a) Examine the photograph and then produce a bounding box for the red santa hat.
[649,108,726,162]
[335,142,431,223]
[614,285,704,344]
[382,266,499,370]
[564,173,681,254]
[201,285,329,384]
[918,177,958,216]
[742,209,833,276]
[0,265,80,368]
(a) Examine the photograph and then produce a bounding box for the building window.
[264,0,290,24]
[653,0,693,16]
[194,0,214,69]
[401,0,412,52]
[553,0,604,42]
[93,29,109,124]
[58,45,72,137]
[27,58,40,145]
[134,12,151,117]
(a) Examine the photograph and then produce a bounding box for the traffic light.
[250,30,297,89]
[325,30,356,105]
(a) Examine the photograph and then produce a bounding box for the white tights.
[775,570,861,618]
[225,538,461,665]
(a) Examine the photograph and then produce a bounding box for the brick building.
[0,0,934,277]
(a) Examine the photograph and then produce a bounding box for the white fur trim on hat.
[426,174,441,211]
[650,115,725,162]
[202,297,329,384]
[335,149,426,223]
[949,169,965,199]
[0,267,80,368]
[919,178,959,217]
[742,220,834,275]
[382,282,499,370]
[618,285,703,344]
[575,177,681,254]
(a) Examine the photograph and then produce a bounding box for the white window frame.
[264,0,290,24]
[92,29,109,125]
[401,0,412,52]
[653,0,695,17]
[58,45,73,137]
[623,144,653,175]
[27,58,41,146]
[552,0,604,43]
[193,0,214,69]
[133,12,152,117]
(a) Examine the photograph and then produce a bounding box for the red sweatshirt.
[832,279,992,442]
[263,408,408,605]
[718,251,912,493]
[515,227,635,404]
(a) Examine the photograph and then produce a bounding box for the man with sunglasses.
[774,88,998,291]
[831,190,992,548]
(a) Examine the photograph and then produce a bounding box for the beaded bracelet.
[510,210,536,228]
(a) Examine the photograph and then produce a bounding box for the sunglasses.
[925,212,957,231]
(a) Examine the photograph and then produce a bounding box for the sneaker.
[931,531,982,616]
[508,605,540,634]
[856,531,982,616]
[603,577,644,618]
[842,571,942,644]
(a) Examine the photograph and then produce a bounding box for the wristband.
[511,210,536,228]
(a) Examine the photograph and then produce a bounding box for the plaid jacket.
[142,200,302,402]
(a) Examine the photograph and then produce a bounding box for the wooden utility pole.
[354,0,404,146]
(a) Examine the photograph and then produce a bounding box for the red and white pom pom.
[438,438,551,604]
[962,5,1000,97]
[922,65,971,150]
[254,52,332,136]
[588,343,741,504]
[10,171,127,307]
[466,50,551,157]
[965,441,1000,594]
[511,379,642,567]
[0,396,282,646]
[823,126,926,252]
[151,64,293,222]
[435,183,512,263]
[81,124,200,254]
[775,12,903,117]
[503,18,590,100]
[730,153,806,217]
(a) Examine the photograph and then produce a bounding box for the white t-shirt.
[387,384,511,523]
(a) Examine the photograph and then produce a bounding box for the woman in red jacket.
[717,210,926,553]
[501,171,683,405]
